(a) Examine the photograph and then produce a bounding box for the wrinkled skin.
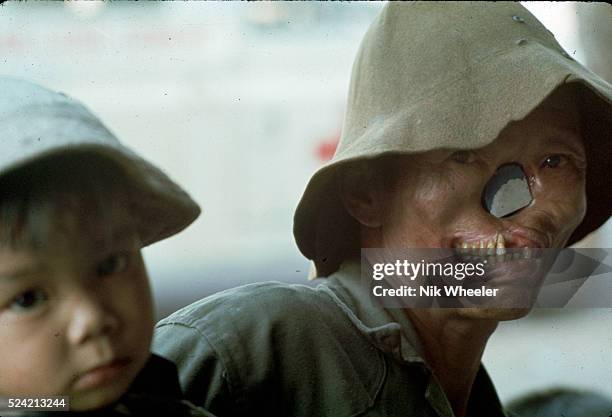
[346,85,586,319]
[379,87,585,252]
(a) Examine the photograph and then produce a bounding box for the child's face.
[0,202,154,411]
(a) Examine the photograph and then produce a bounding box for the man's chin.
[458,307,532,321]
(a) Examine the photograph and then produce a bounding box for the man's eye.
[96,253,130,277]
[541,154,566,169]
[10,289,47,312]
[449,150,476,164]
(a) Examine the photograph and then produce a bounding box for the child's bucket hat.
[0,77,201,246]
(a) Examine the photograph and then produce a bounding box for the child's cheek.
[111,266,154,367]
[0,327,68,397]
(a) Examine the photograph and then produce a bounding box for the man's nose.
[66,291,120,346]
[482,163,533,218]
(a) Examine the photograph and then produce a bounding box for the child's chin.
[69,381,133,412]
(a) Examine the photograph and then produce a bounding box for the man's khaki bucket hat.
[294,2,612,277]
[0,77,201,246]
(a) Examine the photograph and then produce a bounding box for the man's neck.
[405,309,498,417]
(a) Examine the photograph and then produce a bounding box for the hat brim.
[1,143,201,247]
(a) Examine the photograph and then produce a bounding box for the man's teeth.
[454,234,532,260]
[456,233,505,252]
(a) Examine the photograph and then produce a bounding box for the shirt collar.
[322,259,426,365]
[321,260,506,417]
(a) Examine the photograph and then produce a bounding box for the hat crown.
[336,2,564,160]
[0,77,122,175]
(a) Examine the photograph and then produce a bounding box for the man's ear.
[339,163,384,228]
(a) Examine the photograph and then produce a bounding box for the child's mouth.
[74,357,132,390]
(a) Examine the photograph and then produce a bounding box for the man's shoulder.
[154,280,388,416]
[156,281,339,338]
[154,280,384,370]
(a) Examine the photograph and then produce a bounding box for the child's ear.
[339,163,384,228]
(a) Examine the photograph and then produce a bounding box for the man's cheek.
[563,195,587,231]
[539,167,585,195]
[544,196,587,242]
[535,172,585,209]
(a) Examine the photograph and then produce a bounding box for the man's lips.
[502,224,550,248]
[452,225,549,251]
[73,357,132,390]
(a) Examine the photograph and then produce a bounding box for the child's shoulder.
[116,354,216,417]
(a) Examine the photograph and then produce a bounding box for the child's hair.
[0,151,133,251]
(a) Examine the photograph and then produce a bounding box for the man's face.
[373,88,586,318]
[0,202,154,411]
[379,88,586,251]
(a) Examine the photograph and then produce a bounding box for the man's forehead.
[530,85,582,127]
[540,84,580,110]
[490,87,584,153]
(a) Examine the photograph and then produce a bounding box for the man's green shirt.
[153,262,511,417]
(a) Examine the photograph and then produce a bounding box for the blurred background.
[1,1,611,406]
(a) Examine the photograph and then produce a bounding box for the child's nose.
[66,293,120,345]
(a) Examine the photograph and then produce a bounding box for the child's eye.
[10,289,47,312]
[96,253,131,277]
[541,154,567,169]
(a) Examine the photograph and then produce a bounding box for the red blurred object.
[315,132,340,162]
